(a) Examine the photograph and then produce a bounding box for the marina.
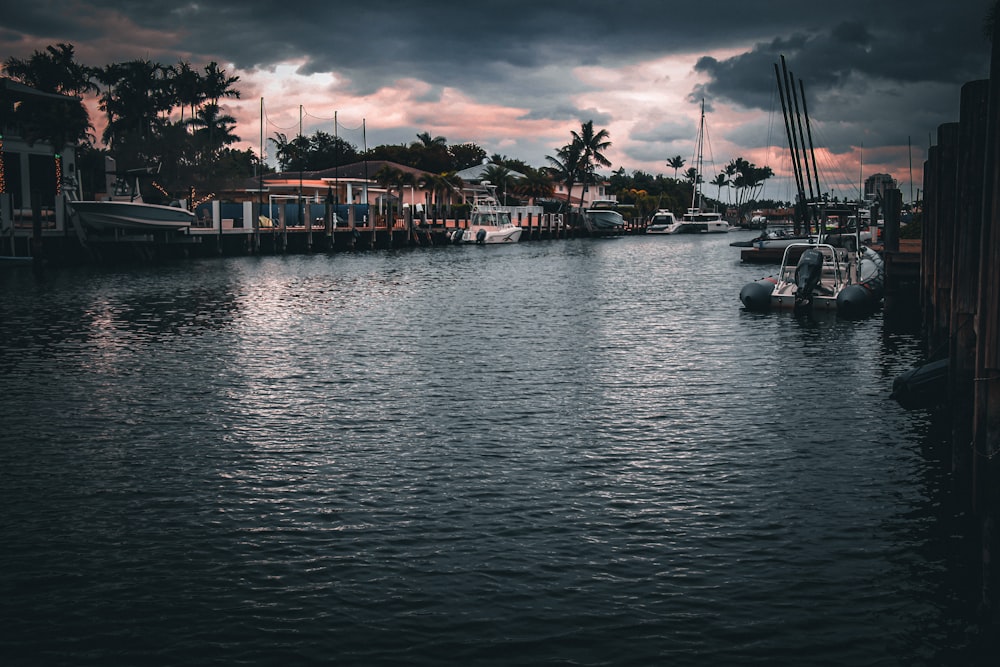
[2,10,1000,665]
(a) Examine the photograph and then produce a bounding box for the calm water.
[0,233,989,665]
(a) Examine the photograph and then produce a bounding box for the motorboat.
[452,183,522,244]
[730,226,807,248]
[582,199,625,235]
[645,209,678,234]
[64,168,195,232]
[739,241,885,316]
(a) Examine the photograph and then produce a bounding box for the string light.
[0,135,6,193]
[192,192,215,208]
[54,153,62,196]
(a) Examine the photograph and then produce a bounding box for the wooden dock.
[915,20,1000,624]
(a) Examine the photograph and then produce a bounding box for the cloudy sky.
[2,0,995,202]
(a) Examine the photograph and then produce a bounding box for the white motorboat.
[739,241,885,317]
[645,209,678,234]
[64,169,195,232]
[582,199,625,235]
[452,183,522,244]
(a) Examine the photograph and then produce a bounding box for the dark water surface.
[0,233,987,665]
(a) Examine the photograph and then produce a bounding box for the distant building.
[864,173,897,201]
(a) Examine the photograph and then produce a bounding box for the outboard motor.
[451,229,464,244]
[793,248,824,309]
[476,228,487,245]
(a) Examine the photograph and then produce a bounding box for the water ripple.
[0,236,986,666]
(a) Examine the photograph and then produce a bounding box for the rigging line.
[261,102,301,132]
[302,109,337,122]
[262,110,301,132]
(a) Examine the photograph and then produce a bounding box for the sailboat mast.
[776,59,806,229]
[798,79,822,205]
[691,98,705,211]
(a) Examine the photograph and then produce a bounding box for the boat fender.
[890,358,949,410]
[837,284,875,317]
[739,277,776,311]
[476,228,487,244]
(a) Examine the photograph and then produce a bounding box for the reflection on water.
[0,236,991,666]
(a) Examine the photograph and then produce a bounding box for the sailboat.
[660,99,731,234]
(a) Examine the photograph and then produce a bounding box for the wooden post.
[948,81,990,501]
[928,123,960,356]
[972,13,1000,617]
[30,194,43,274]
[922,151,937,345]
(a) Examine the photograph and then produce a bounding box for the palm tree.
[413,131,447,148]
[94,59,173,162]
[2,43,95,150]
[187,103,239,161]
[572,120,612,175]
[200,61,240,107]
[710,172,730,204]
[169,61,204,125]
[374,165,405,219]
[479,164,516,204]
[545,142,584,214]
[3,43,97,97]
[513,167,555,206]
[667,155,686,179]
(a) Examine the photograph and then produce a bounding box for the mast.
[798,79,822,205]
[691,98,705,211]
[776,59,807,231]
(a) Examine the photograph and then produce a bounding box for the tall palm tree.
[572,120,612,175]
[710,172,730,204]
[94,59,173,161]
[545,142,583,213]
[169,61,204,125]
[200,61,240,107]
[187,103,239,161]
[569,120,612,215]
[667,155,686,179]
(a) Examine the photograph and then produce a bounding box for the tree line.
[3,42,778,219]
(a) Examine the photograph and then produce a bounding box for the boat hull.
[456,226,522,244]
[583,210,625,235]
[68,200,195,231]
[665,221,730,234]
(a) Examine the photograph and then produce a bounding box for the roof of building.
[454,162,527,182]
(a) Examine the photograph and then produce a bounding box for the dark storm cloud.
[2,0,996,168]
